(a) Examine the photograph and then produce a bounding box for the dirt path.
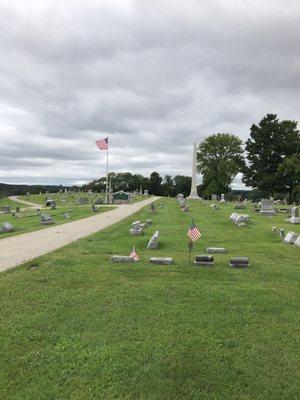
[9,196,43,208]
[0,197,159,272]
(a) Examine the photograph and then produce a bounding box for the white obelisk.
[187,142,201,200]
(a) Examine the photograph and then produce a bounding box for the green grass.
[18,192,104,207]
[0,204,114,239]
[0,198,299,399]
[0,197,25,209]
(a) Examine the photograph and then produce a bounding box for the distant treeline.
[0,183,80,198]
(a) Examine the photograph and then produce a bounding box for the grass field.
[0,198,299,399]
[0,204,114,239]
[18,192,104,207]
[0,197,25,209]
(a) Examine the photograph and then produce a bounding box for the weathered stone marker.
[206,247,227,254]
[194,255,214,267]
[150,257,173,265]
[111,255,134,263]
[0,222,14,233]
[260,199,275,216]
[289,207,300,224]
[229,257,249,268]
[147,231,159,249]
[284,231,299,244]
[40,214,55,225]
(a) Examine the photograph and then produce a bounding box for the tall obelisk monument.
[187,142,201,200]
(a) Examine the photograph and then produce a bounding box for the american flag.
[130,246,139,261]
[95,137,108,150]
[188,220,201,242]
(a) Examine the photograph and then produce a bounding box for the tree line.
[197,113,300,202]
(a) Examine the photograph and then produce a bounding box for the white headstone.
[289,207,300,224]
[220,194,225,203]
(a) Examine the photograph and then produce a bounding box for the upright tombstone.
[144,189,149,196]
[220,194,225,203]
[187,142,201,200]
[211,194,217,201]
[289,207,300,224]
[260,199,275,216]
[147,231,159,249]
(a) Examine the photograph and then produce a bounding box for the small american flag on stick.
[188,220,201,242]
[95,137,108,150]
[130,246,139,261]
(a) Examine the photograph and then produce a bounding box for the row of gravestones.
[195,247,249,267]
[111,246,249,267]
[259,201,300,224]
[176,194,189,211]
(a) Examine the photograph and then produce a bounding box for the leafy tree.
[197,133,244,195]
[243,114,300,196]
[173,175,191,197]
[148,172,162,195]
[277,155,300,202]
[161,175,175,197]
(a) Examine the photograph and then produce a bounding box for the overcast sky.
[0,0,299,188]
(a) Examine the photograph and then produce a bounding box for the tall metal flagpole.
[106,137,109,204]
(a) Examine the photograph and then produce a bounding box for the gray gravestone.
[260,199,275,216]
[284,231,298,244]
[194,255,214,267]
[147,231,159,249]
[150,257,173,265]
[229,257,249,268]
[0,222,14,233]
[111,255,134,263]
[40,214,55,225]
[289,207,300,224]
[206,247,227,254]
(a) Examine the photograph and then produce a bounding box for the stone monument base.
[289,217,300,224]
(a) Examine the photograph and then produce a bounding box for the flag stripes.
[188,221,201,242]
[95,137,108,150]
[130,246,139,261]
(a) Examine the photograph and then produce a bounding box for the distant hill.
[0,183,79,198]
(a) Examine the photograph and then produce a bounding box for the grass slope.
[0,204,114,239]
[0,198,299,399]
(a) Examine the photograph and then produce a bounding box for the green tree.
[197,133,244,195]
[161,175,175,197]
[277,155,300,202]
[243,114,300,196]
[173,175,191,197]
[148,172,162,195]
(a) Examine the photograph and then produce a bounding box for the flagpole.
[106,138,109,204]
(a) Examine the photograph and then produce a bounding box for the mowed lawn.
[0,204,114,239]
[0,198,299,399]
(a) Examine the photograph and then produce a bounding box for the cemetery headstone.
[229,257,249,268]
[220,194,225,203]
[294,236,300,247]
[211,194,217,201]
[260,199,275,216]
[206,247,227,254]
[150,257,173,265]
[40,214,55,225]
[0,222,14,233]
[194,255,214,267]
[111,255,134,263]
[147,231,159,249]
[289,207,300,224]
[283,231,299,244]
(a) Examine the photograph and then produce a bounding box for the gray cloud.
[0,0,299,187]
